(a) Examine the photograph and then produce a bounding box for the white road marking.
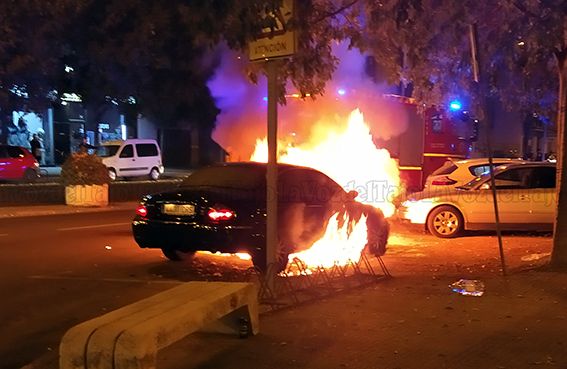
[28,275,182,285]
[57,222,131,231]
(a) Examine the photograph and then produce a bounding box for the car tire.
[108,168,117,181]
[149,167,160,181]
[23,168,37,182]
[161,248,196,261]
[427,205,464,238]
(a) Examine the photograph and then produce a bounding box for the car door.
[278,168,343,253]
[464,167,535,226]
[135,143,158,176]
[116,144,143,177]
[527,166,556,226]
[0,146,15,179]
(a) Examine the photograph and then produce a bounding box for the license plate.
[162,203,195,216]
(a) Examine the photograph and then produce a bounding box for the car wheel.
[427,205,464,238]
[161,248,196,261]
[23,168,37,182]
[108,168,117,181]
[149,167,160,181]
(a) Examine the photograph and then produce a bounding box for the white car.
[424,158,526,189]
[98,139,164,181]
[398,162,556,238]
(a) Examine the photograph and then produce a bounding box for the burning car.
[132,162,389,272]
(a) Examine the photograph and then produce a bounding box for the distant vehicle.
[132,162,390,272]
[0,145,40,182]
[424,157,526,190]
[398,162,556,238]
[98,139,164,181]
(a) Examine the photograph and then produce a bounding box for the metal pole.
[266,60,278,287]
[469,23,507,276]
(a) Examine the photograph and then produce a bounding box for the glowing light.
[263,96,268,102]
[449,100,462,111]
[337,88,346,96]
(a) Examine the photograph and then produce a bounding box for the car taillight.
[136,204,148,217]
[208,208,235,221]
[432,176,458,186]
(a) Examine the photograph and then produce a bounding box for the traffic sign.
[249,0,296,61]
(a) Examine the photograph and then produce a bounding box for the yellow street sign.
[249,0,296,61]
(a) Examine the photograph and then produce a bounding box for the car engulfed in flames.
[132,109,398,273]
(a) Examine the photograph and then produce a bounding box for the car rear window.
[136,143,158,157]
[182,165,266,190]
[431,161,458,176]
[469,165,491,177]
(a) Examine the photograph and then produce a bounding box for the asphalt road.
[0,210,554,369]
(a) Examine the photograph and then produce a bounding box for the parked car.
[132,162,390,272]
[0,145,40,182]
[398,162,556,238]
[424,157,526,190]
[98,139,164,181]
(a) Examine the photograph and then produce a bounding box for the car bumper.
[396,204,428,225]
[131,218,263,254]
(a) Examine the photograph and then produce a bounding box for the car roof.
[491,161,555,171]
[100,139,157,145]
[452,157,525,165]
[210,161,317,173]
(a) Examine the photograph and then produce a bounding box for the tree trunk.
[551,50,567,268]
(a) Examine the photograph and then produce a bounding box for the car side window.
[530,167,556,189]
[119,144,134,158]
[470,165,491,177]
[493,168,532,189]
[136,144,158,157]
[0,147,8,158]
[6,146,24,158]
[279,168,342,204]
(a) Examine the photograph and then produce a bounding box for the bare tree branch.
[509,0,539,19]
[314,0,360,24]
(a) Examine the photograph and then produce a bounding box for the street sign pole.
[248,0,295,290]
[266,60,278,288]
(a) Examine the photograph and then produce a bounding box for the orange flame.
[251,109,400,269]
[251,109,401,217]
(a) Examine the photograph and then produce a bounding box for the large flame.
[251,109,400,270]
[251,109,400,217]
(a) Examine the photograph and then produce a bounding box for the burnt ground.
[156,221,567,369]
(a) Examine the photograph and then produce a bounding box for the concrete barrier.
[0,180,181,205]
[59,281,259,369]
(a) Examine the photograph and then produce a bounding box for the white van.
[98,139,164,180]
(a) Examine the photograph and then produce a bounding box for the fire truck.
[376,94,472,192]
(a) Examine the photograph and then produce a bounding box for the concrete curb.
[0,202,138,219]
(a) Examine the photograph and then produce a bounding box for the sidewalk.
[0,201,138,218]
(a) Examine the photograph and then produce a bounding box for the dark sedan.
[132,162,389,272]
